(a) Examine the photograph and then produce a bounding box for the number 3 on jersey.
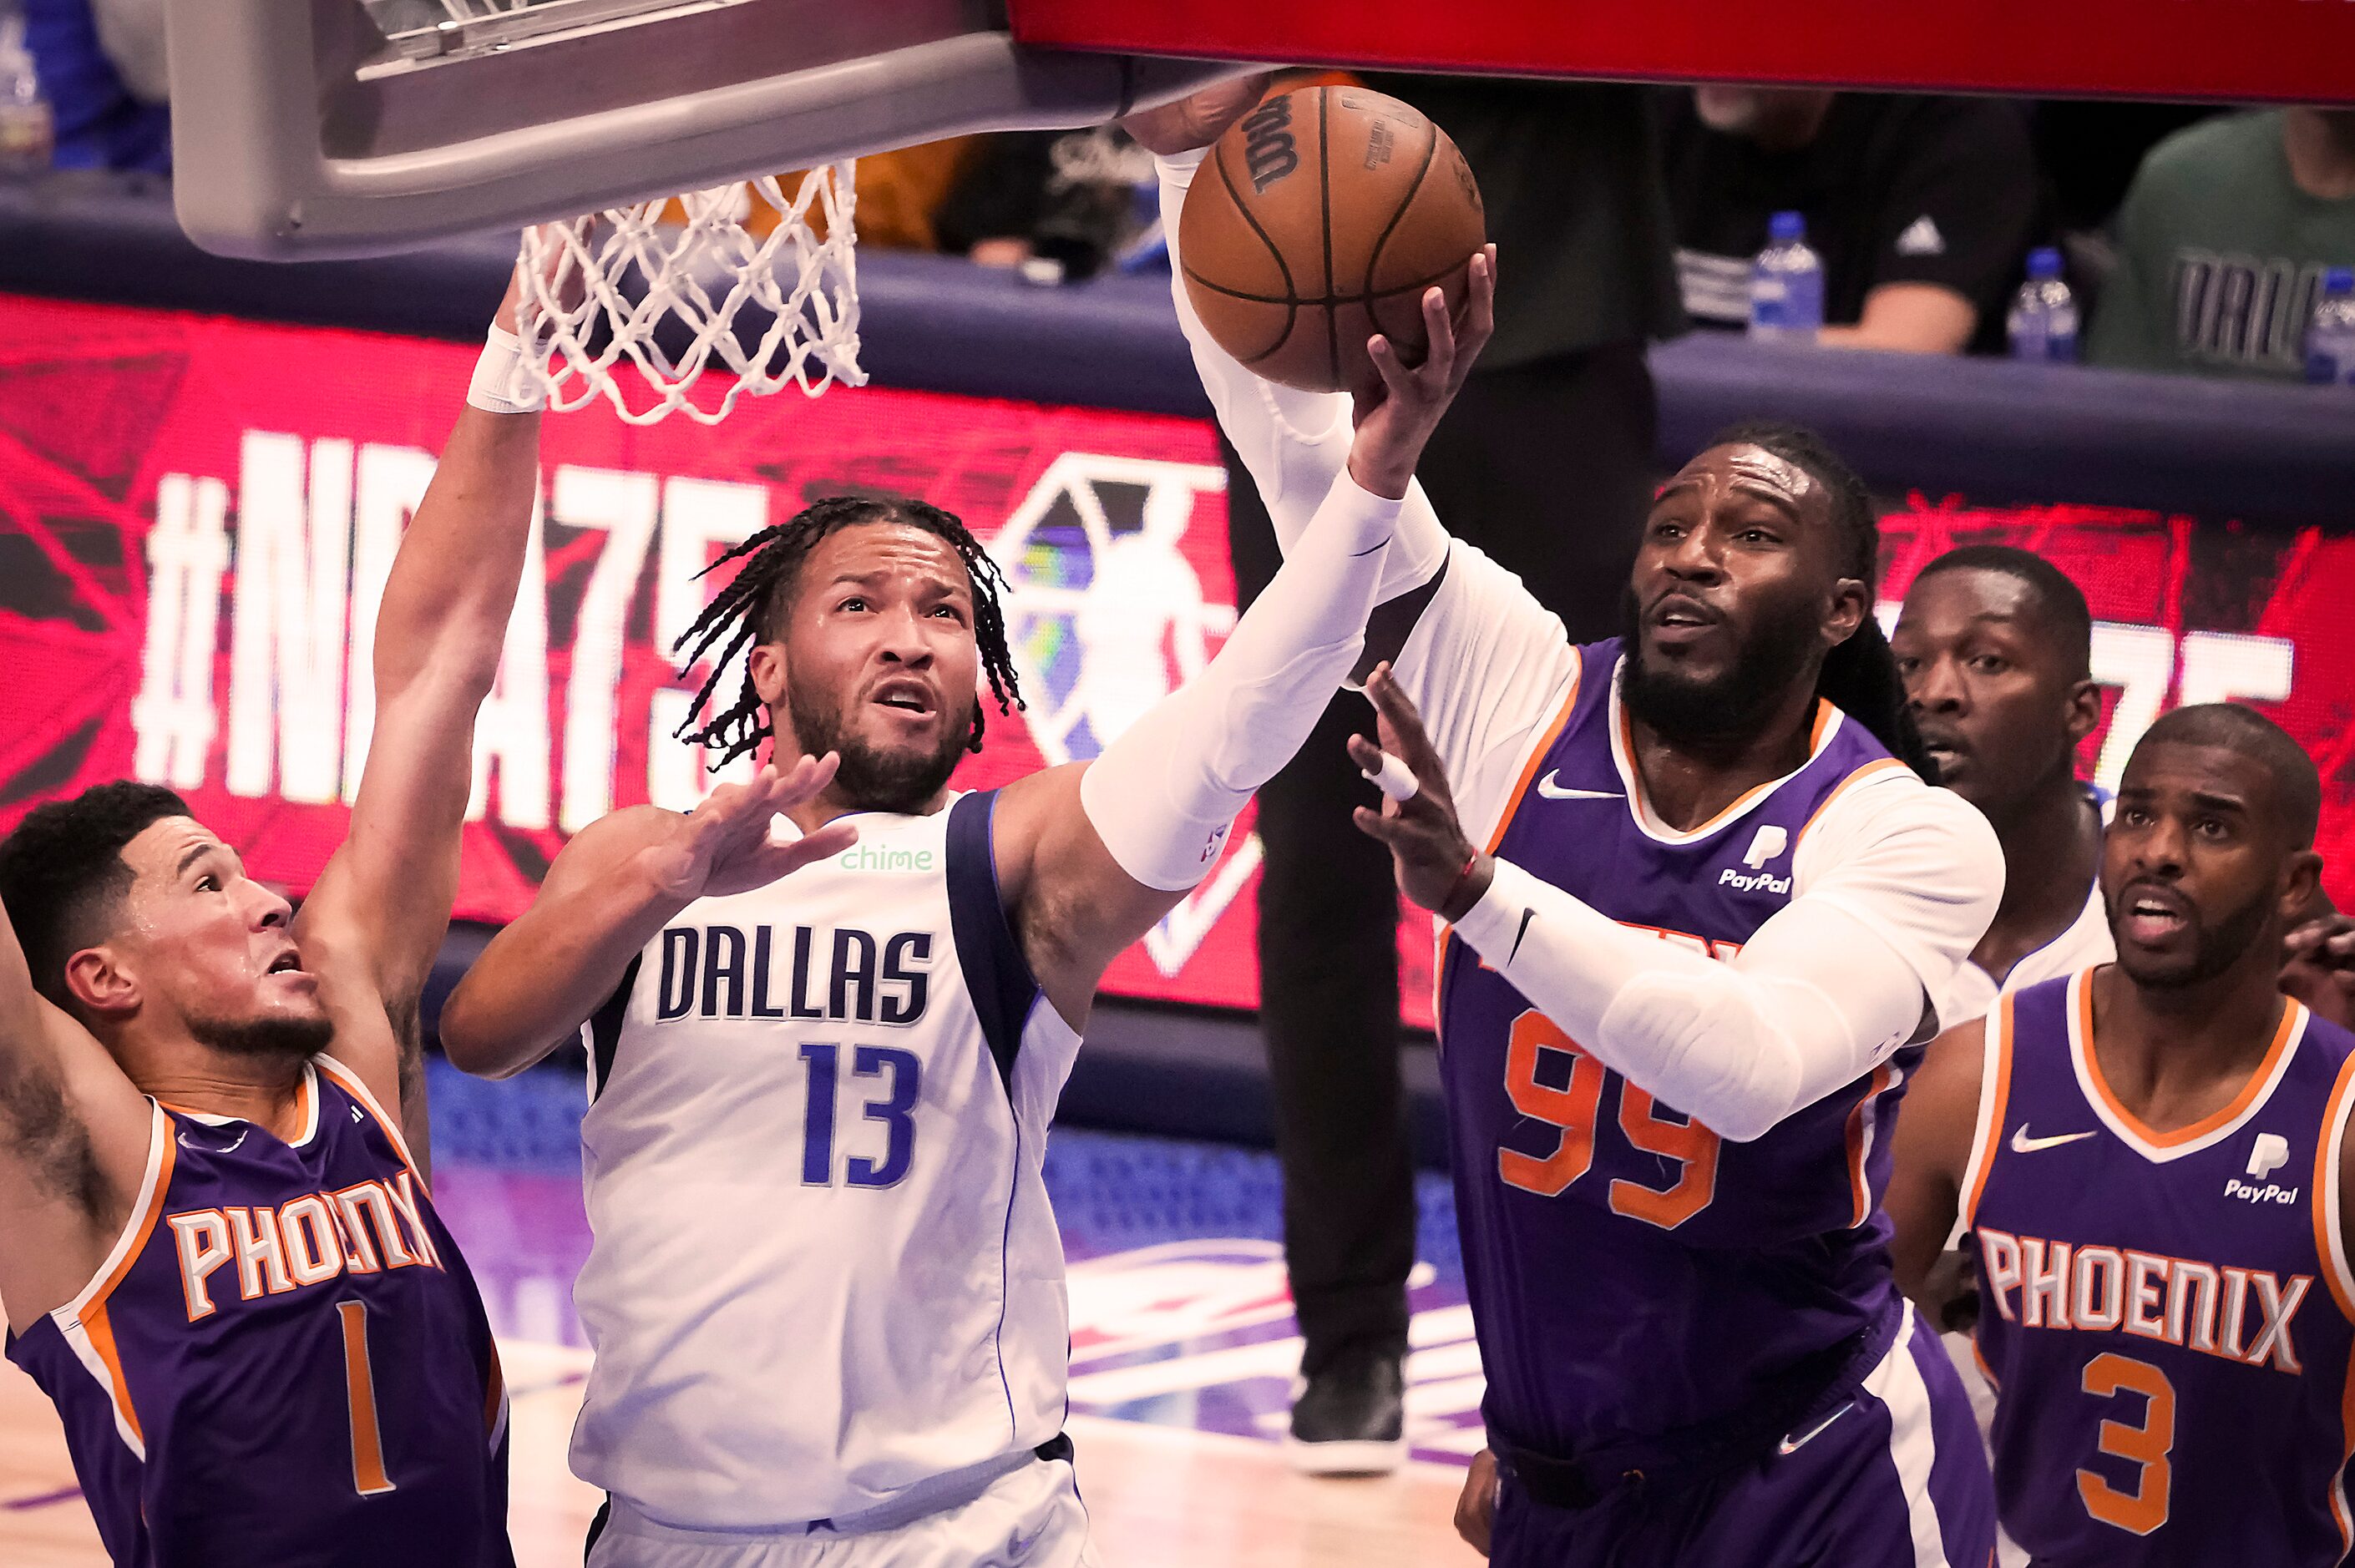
[2078,1352,2175,1535]
[1497,1010,1722,1228]
[799,1044,920,1187]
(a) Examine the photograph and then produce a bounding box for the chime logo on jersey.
[167,1171,443,1323]
[654,923,934,1025]
[1977,1225,2313,1373]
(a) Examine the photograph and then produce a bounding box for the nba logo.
[2246,1133,2291,1181]
[1742,826,1789,871]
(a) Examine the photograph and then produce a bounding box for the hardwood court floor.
[0,1342,1482,1568]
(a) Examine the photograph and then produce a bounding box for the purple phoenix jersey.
[1436,642,1923,1458]
[1966,970,2355,1565]
[6,1057,513,1567]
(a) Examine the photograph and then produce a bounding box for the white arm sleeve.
[1157,150,1574,846]
[1450,774,2003,1141]
[1079,469,1403,891]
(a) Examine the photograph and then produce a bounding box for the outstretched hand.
[2282,912,2355,1029]
[1348,665,1492,921]
[1347,246,1498,501]
[641,756,858,904]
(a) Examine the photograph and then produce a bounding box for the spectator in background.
[23,0,167,173]
[2089,107,2355,380]
[1139,71,1685,1476]
[934,126,1157,279]
[1662,86,2044,353]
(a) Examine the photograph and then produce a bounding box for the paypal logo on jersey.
[1718,824,1792,895]
[2226,1132,2300,1204]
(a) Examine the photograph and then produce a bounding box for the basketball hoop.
[507,164,864,426]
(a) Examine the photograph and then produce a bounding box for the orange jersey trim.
[484,1340,509,1443]
[85,1125,175,1318]
[1972,1335,2002,1390]
[1845,1063,1896,1228]
[316,1055,427,1193]
[2077,980,2301,1150]
[1614,699,1823,842]
[1482,650,1583,857]
[74,1116,176,1449]
[2336,1348,2355,1551]
[1961,996,2017,1232]
[2317,1049,2355,1323]
[78,1302,143,1448]
[158,1065,316,1145]
[1795,756,1913,852]
[1439,652,1583,1042]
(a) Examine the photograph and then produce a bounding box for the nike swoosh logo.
[1509,908,1536,964]
[2010,1125,2099,1155]
[1777,1402,1852,1455]
[1535,771,1622,802]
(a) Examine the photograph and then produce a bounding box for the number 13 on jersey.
[1497,1010,1722,1228]
[799,1044,920,1187]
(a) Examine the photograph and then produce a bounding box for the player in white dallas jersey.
[438,247,1503,1561]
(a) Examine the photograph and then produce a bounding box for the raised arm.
[1131,93,1578,847]
[0,895,156,1329]
[439,760,854,1079]
[292,281,548,1141]
[991,279,1491,1027]
[1351,670,2003,1141]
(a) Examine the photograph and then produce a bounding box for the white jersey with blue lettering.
[566,790,1083,1531]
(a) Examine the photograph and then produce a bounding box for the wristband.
[467,325,546,415]
[1439,851,1483,919]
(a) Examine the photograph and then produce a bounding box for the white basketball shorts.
[585,1453,1100,1568]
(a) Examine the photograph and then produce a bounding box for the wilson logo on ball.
[1241,98,1299,193]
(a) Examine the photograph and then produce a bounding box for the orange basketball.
[1179,86,1486,394]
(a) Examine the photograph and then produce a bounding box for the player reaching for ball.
[1134,84,2004,1567]
[433,221,1501,1562]
[0,273,553,1565]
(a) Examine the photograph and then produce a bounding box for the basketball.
[1178,86,1486,393]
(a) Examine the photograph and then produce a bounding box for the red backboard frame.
[1007,0,2355,105]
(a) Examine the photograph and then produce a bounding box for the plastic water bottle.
[2305,267,2355,387]
[2007,247,2079,362]
[0,14,52,179]
[1749,211,1825,342]
[0,16,51,178]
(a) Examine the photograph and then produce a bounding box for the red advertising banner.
[1007,0,2355,107]
[0,293,1369,1019]
[0,292,2347,1034]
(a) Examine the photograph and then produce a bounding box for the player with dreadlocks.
[669,494,1025,788]
[437,251,1504,1562]
[1134,78,2007,1568]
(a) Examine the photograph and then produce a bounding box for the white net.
[509,164,864,426]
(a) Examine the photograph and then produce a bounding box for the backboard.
[164,0,1247,260]
[1006,0,2355,107]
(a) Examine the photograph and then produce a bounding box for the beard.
[185,1008,335,1063]
[2108,884,2274,990]
[787,677,976,816]
[1618,587,1824,747]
